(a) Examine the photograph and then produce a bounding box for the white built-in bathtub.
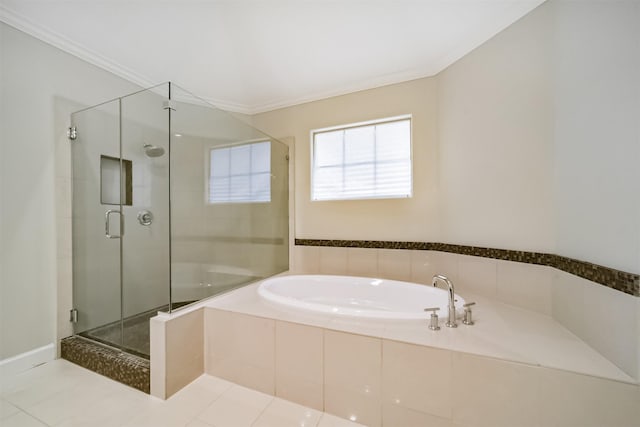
[153,273,638,425]
[258,274,466,320]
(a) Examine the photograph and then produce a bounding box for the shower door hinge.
[163,100,176,111]
[68,127,77,140]
[69,308,78,323]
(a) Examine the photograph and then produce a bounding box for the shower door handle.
[105,209,123,239]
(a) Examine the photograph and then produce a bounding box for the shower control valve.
[463,302,476,325]
[137,210,153,226]
[424,307,441,331]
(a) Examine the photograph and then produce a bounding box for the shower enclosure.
[70,83,289,358]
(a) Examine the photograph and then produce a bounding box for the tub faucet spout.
[432,274,457,328]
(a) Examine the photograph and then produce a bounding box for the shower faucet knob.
[424,307,441,331]
[137,210,153,226]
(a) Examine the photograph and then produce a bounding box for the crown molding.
[0,1,545,116]
[0,5,154,89]
[0,4,438,116]
[242,67,439,115]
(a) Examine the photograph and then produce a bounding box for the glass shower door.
[71,85,171,358]
[71,99,123,346]
[120,85,170,355]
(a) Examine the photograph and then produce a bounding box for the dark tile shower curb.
[295,239,640,297]
[61,336,150,393]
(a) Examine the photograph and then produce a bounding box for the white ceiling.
[0,0,545,114]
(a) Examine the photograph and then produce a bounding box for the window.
[208,141,271,203]
[311,116,412,201]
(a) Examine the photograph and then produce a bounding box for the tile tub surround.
[295,239,640,296]
[60,335,150,393]
[196,291,639,427]
[294,244,640,380]
[150,279,639,426]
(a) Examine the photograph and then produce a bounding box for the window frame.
[205,139,272,205]
[310,114,413,202]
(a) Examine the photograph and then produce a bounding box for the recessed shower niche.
[100,155,132,206]
[67,82,289,362]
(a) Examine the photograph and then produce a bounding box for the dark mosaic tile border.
[61,336,150,393]
[295,239,640,297]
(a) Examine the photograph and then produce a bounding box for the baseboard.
[0,343,55,379]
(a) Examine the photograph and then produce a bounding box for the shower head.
[143,143,165,158]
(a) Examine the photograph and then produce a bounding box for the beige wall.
[437,3,554,253]
[438,0,639,272]
[0,22,140,359]
[252,78,440,242]
[552,0,640,273]
[253,0,640,276]
[252,13,555,249]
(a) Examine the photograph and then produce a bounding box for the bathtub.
[257,274,466,320]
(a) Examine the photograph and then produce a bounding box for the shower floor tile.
[2,360,365,427]
[82,316,152,358]
[80,301,196,358]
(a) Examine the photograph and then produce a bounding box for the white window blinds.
[208,140,271,203]
[311,117,412,201]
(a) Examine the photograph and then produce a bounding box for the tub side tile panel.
[234,312,276,395]
[324,330,381,427]
[275,320,324,411]
[204,308,235,377]
[233,312,275,371]
[382,340,452,420]
[537,368,640,427]
[451,353,539,427]
[205,308,276,394]
[324,384,381,427]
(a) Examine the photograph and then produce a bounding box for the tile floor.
[0,360,364,427]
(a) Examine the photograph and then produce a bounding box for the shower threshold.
[61,335,151,393]
[61,301,195,393]
[78,300,195,359]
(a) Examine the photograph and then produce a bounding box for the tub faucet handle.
[424,307,441,331]
[463,302,476,325]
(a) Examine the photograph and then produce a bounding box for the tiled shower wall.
[292,245,640,381]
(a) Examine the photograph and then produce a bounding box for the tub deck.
[201,279,634,384]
